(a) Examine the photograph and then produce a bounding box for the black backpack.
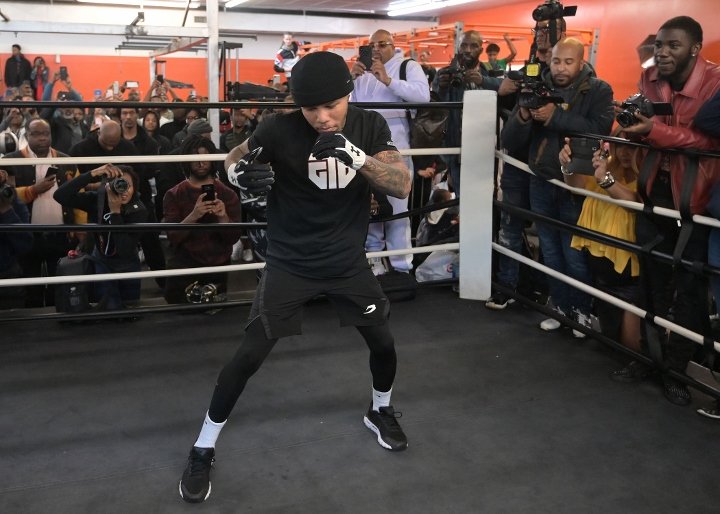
[399,59,448,149]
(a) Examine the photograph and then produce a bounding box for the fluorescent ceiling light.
[224,0,251,7]
[387,0,477,17]
[77,0,202,8]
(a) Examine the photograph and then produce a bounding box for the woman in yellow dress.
[559,133,647,381]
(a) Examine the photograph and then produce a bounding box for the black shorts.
[249,267,390,339]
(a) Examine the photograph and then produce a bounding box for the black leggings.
[207,318,397,423]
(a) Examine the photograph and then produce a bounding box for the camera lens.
[0,133,17,155]
[0,184,15,200]
[110,177,130,195]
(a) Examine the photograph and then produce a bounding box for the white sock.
[372,387,392,412]
[194,411,227,449]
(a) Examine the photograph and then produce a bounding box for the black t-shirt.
[248,105,396,279]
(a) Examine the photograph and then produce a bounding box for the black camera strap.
[399,58,414,126]
[672,154,699,265]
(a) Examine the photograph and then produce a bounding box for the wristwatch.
[560,165,573,176]
[597,172,616,189]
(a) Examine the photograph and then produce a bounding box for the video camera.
[507,66,563,109]
[532,0,577,21]
[615,93,673,128]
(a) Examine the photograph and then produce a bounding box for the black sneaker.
[697,399,720,419]
[662,376,692,406]
[363,405,408,451]
[179,446,215,503]
[609,360,652,383]
[485,292,514,310]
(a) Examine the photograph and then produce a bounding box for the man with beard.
[220,104,255,152]
[162,135,241,304]
[2,118,84,307]
[611,16,720,406]
[501,38,614,337]
[433,30,516,195]
[350,29,430,276]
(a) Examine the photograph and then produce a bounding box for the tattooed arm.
[359,150,412,199]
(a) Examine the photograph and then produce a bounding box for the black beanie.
[291,51,354,107]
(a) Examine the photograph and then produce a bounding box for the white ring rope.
[0,244,459,288]
[0,147,461,167]
[496,150,720,230]
[493,243,720,352]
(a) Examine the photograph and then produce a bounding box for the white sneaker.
[231,241,243,262]
[572,309,592,339]
[369,257,387,276]
[539,306,565,331]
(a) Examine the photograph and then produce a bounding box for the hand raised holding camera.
[312,133,366,170]
[227,147,274,194]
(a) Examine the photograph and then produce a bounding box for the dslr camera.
[446,59,466,88]
[532,0,577,21]
[0,133,17,155]
[508,67,563,109]
[109,176,130,195]
[616,93,673,128]
[0,174,15,201]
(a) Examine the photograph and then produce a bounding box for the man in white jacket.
[351,29,430,275]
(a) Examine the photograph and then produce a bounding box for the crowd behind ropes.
[1,14,720,417]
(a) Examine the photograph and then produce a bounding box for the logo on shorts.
[363,304,377,315]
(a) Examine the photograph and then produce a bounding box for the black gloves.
[227,146,274,194]
[312,133,367,170]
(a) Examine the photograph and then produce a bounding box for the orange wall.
[1,54,279,100]
[442,0,720,100]
[4,1,719,103]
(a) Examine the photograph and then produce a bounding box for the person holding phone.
[350,29,430,276]
[559,131,642,357]
[1,118,85,307]
[161,134,241,304]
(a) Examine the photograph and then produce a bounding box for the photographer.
[0,169,33,309]
[162,135,241,304]
[501,37,614,336]
[617,16,720,406]
[53,164,148,310]
[432,30,516,195]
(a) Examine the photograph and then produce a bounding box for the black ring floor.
[1,286,718,513]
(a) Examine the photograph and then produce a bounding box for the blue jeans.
[529,176,591,314]
[93,255,142,310]
[496,165,530,289]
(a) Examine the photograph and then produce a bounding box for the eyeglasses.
[370,41,393,49]
[532,27,551,35]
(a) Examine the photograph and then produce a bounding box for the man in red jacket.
[615,16,720,406]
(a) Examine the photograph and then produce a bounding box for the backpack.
[399,59,448,149]
[55,251,94,313]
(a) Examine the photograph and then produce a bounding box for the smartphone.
[105,89,114,99]
[113,81,120,95]
[272,74,281,86]
[157,74,164,84]
[125,80,139,88]
[59,66,68,81]
[45,166,59,179]
[201,183,215,202]
[190,89,197,98]
[358,45,373,69]
[57,91,69,101]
